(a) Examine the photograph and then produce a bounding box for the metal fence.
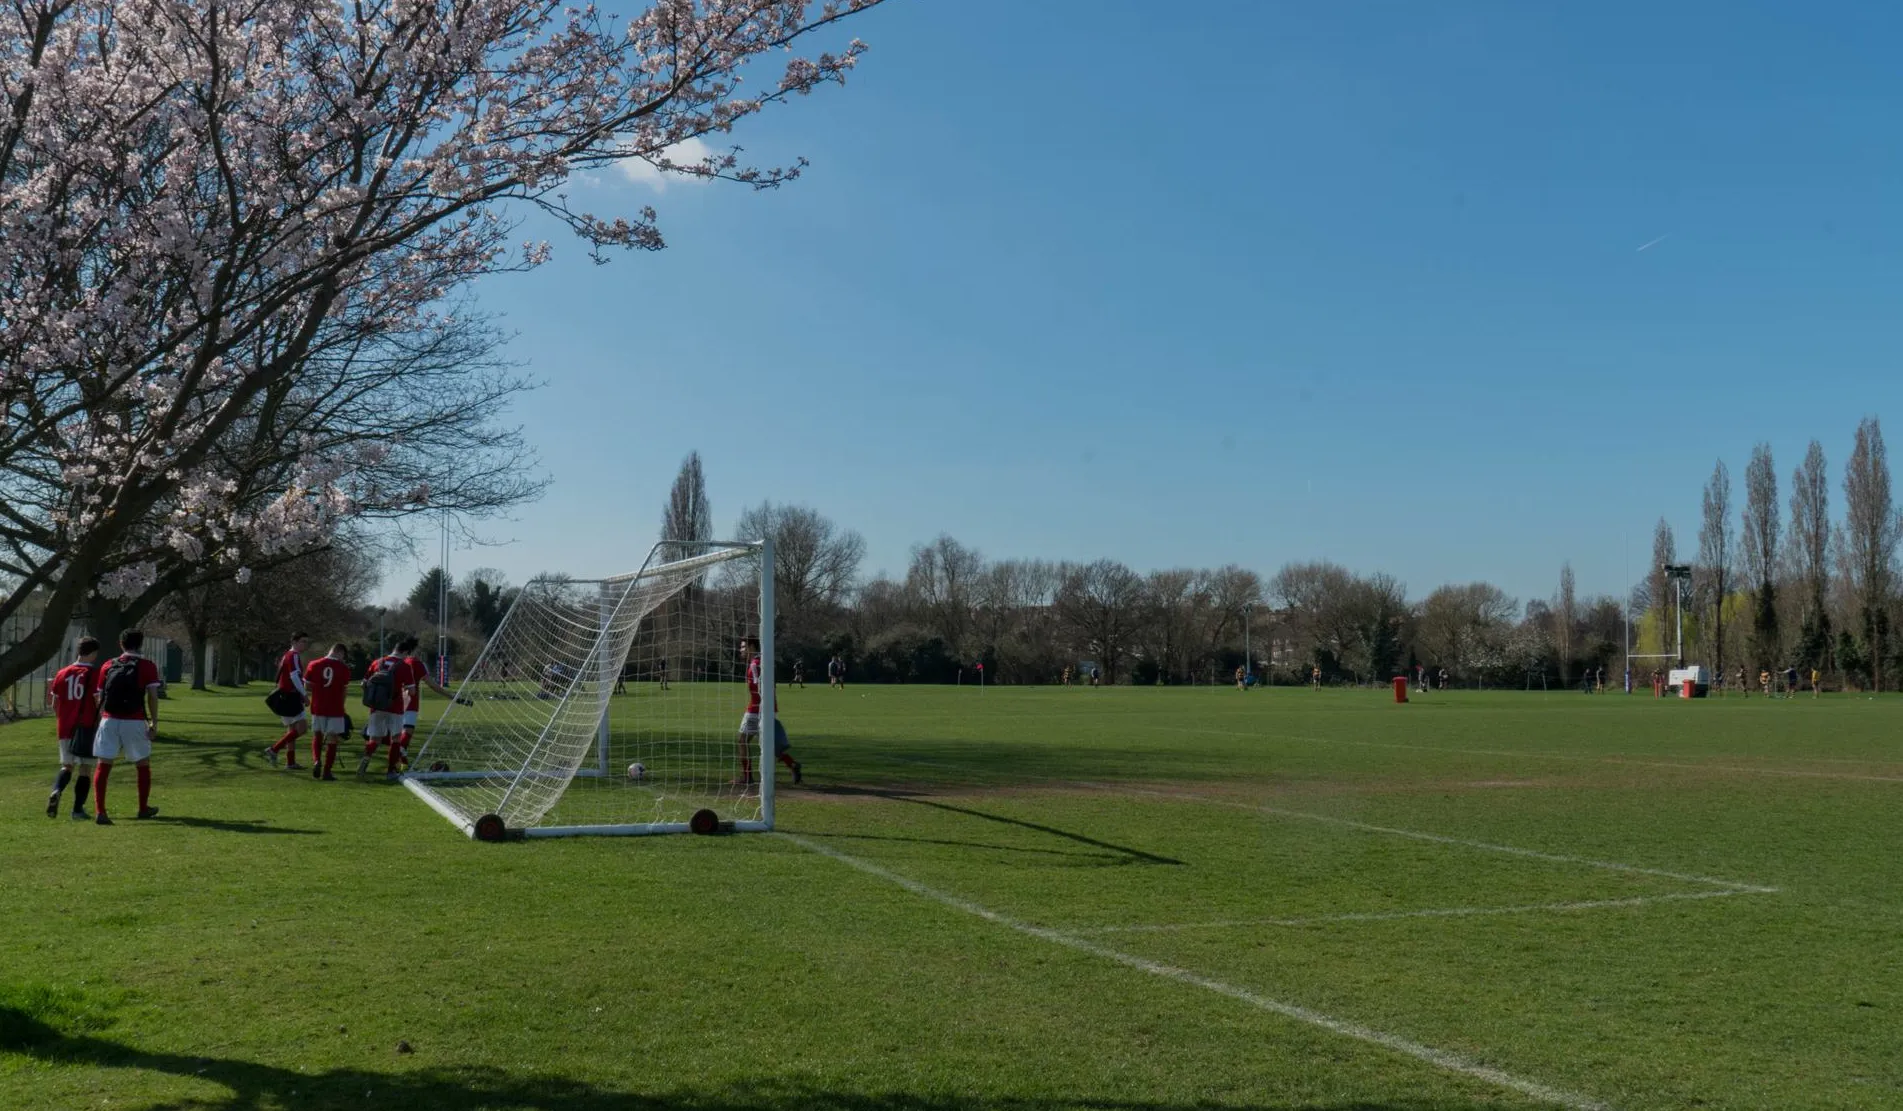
[0,615,78,722]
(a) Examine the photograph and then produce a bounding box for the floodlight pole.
[1663,564,1693,669]
[1243,603,1253,685]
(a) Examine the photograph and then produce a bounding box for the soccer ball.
[626,762,646,782]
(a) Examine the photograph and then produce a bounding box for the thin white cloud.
[1635,234,1669,253]
[617,137,718,193]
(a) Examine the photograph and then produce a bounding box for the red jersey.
[276,648,305,694]
[93,654,161,721]
[367,655,407,712]
[402,656,432,709]
[303,656,351,718]
[746,655,762,713]
[52,662,100,737]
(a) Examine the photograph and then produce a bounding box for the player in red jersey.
[46,637,103,820]
[91,629,164,825]
[358,648,408,778]
[397,635,459,759]
[263,633,311,769]
[303,643,353,781]
[733,635,799,787]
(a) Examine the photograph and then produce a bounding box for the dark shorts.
[66,725,97,761]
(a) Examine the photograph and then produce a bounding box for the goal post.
[402,539,777,839]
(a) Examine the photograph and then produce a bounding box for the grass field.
[3,682,1901,1110]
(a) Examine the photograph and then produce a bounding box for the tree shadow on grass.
[1,1005,1512,1111]
[147,815,323,836]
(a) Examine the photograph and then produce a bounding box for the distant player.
[1735,666,1748,698]
[657,656,670,690]
[792,660,805,689]
[1061,665,1072,687]
[827,655,844,689]
[263,632,311,769]
[303,644,352,780]
[91,629,163,825]
[1310,665,1321,690]
[1759,668,1771,697]
[1811,667,1821,698]
[1234,665,1246,691]
[47,637,102,820]
[1089,665,1101,687]
[397,636,461,760]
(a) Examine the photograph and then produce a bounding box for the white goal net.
[404,540,777,839]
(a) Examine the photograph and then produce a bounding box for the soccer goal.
[403,540,776,840]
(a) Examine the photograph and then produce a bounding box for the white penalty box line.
[782,832,1613,1111]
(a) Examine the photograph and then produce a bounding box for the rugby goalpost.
[403,540,776,840]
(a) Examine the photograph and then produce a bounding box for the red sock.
[363,739,379,758]
[273,729,298,754]
[324,741,339,775]
[400,727,414,746]
[779,752,798,769]
[93,763,111,815]
[386,742,404,774]
[311,734,324,766]
[135,764,151,810]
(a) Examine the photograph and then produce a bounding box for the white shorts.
[312,715,348,736]
[280,711,309,727]
[94,718,152,763]
[737,712,762,737]
[403,710,419,727]
[366,711,406,739]
[58,733,98,768]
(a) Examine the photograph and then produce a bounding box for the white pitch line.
[1072,888,1762,934]
[781,832,1611,1111]
[1176,726,1903,784]
[1085,784,1779,894]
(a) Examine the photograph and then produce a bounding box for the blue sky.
[389,0,1903,610]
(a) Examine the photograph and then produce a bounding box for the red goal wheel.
[689,808,720,835]
[473,813,508,842]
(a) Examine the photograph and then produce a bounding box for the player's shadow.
[147,815,323,836]
[0,1006,1493,1110]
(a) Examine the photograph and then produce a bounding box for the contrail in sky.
[1635,234,1669,253]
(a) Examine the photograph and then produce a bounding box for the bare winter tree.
[1554,563,1577,685]
[1840,418,1898,690]
[1053,560,1145,683]
[1786,440,1833,671]
[1697,460,1733,678]
[1140,569,1203,683]
[734,502,866,614]
[1415,583,1517,679]
[660,452,714,563]
[1740,444,1781,670]
[905,535,985,654]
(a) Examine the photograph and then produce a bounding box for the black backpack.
[362,658,400,712]
[100,655,145,717]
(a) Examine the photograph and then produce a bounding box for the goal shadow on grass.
[813,785,1184,866]
[0,1006,1490,1111]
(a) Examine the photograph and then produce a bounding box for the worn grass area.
[2,683,1900,1110]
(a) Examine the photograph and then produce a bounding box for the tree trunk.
[86,595,127,657]
[189,629,209,690]
[215,634,242,686]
